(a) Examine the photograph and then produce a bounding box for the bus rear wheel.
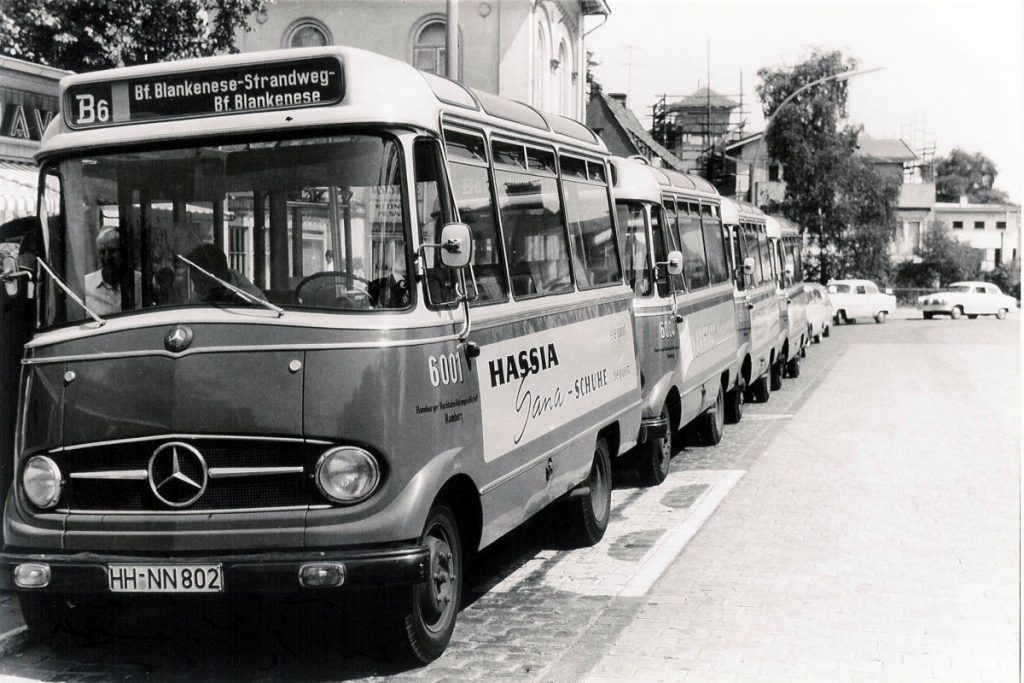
[747,373,771,403]
[770,359,783,391]
[696,386,725,445]
[785,354,801,379]
[637,406,672,487]
[724,379,744,424]
[393,505,462,663]
[566,437,611,546]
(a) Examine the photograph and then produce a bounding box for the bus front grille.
[54,438,323,513]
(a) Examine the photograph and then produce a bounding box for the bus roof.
[40,45,608,161]
[610,156,718,204]
[720,197,765,225]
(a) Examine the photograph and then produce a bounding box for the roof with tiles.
[594,89,687,172]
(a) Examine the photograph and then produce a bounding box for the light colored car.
[803,282,834,342]
[916,281,1017,320]
[827,279,897,324]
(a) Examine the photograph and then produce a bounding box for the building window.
[997,221,1007,230]
[768,163,781,182]
[557,41,571,117]
[974,220,985,230]
[952,221,963,229]
[284,19,331,48]
[413,20,448,76]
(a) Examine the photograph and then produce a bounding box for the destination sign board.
[63,56,344,130]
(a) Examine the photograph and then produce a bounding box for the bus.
[611,157,740,485]
[721,198,778,405]
[0,46,642,662]
[765,214,808,379]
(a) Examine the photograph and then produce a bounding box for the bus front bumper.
[0,545,429,595]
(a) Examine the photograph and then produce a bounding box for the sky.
[585,0,1022,203]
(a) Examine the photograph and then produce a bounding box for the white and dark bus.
[721,198,778,404]
[0,47,642,662]
[611,157,741,485]
[765,214,809,379]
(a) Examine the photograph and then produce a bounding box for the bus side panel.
[747,284,779,377]
[474,301,639,547]
[632,305,676,419]
[675,284,739,419]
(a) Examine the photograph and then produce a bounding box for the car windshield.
[40,133,410,327]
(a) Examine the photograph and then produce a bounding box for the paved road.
[0,311,1017,682]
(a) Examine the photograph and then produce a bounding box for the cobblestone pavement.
[0,313,1017,682]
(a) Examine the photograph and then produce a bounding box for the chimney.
[959,195,969,206]
[608,92,627,105]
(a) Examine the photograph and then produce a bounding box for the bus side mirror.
[663,250,683,277]
[743,257,756,276]
[439,223,473,269]
[2,255,25,298]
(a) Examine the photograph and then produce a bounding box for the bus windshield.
[42,133,410,327]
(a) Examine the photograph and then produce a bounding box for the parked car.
[827,279,897,324]
[916,281,1017,320]
[803,282,834,341]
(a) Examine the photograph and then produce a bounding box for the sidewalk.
[586,336,1020,681]
[0,591,27,656]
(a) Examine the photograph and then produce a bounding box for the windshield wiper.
[36,257,106,327]
[176,254,284,317]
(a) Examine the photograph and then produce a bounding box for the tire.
[967,314,978,320]
[812,332,822,344]
[785,354,801,379]
[874,311,887,324]
[637,406,672,487]
[997,308,1008,320]
[823,325,831,338]
[18,592,70,638]
[950,306,963,320]
[393,505,462,663]
[565,438,612,546]
[696,386,725,446]
[770,359,783,391]
[724,379,744,425]
[835,310,847,325]
[747,373,771,403]
[923,312,933,320]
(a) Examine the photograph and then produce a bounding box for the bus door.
[741,223,776,373]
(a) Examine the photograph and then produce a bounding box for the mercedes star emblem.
[165,325,194,352]
[148,442,208,508]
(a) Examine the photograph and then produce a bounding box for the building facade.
[235,0,610,122]
[0,56,68,226]
[934,201,1020,271]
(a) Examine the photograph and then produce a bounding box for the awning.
[0,160,58,226]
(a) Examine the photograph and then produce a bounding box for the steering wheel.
[294,271,372,308]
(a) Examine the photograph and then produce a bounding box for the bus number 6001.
[428,352,464,387]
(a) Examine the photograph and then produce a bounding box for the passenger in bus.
[184,243,264,304]
[84,227,141,314]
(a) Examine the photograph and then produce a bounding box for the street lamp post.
[748,67,882,206]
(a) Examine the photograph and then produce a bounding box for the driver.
[84,228,141,314]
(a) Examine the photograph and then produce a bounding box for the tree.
[934,148,1009,204]
[0,0,267,73]
[756,49,897,283]
[893,221,982,288]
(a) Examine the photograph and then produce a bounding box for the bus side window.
[561,157,622,290]
[414,138,458,305]
[677,201,710,291]
[740,225,760,288]
[493,140,571,298]
[700,204,729,285]
[650,203,679,297]
[442,129,509,304]
[615,201,650,296]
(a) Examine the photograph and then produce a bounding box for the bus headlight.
[315,447,380,504]
[23,456,63,509]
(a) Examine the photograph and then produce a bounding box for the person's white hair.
[95,227,119,248]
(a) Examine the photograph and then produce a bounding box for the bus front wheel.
[394,504,462,663]
[725,379,744,424]
[637,407,672,487]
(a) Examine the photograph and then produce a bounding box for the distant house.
[658,87,740,172]
[854,136,933,261]
[586,88,687,172]
[934,200,1020,271]
[723,132,784,205]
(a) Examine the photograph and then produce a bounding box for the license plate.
[108,564,223,593]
